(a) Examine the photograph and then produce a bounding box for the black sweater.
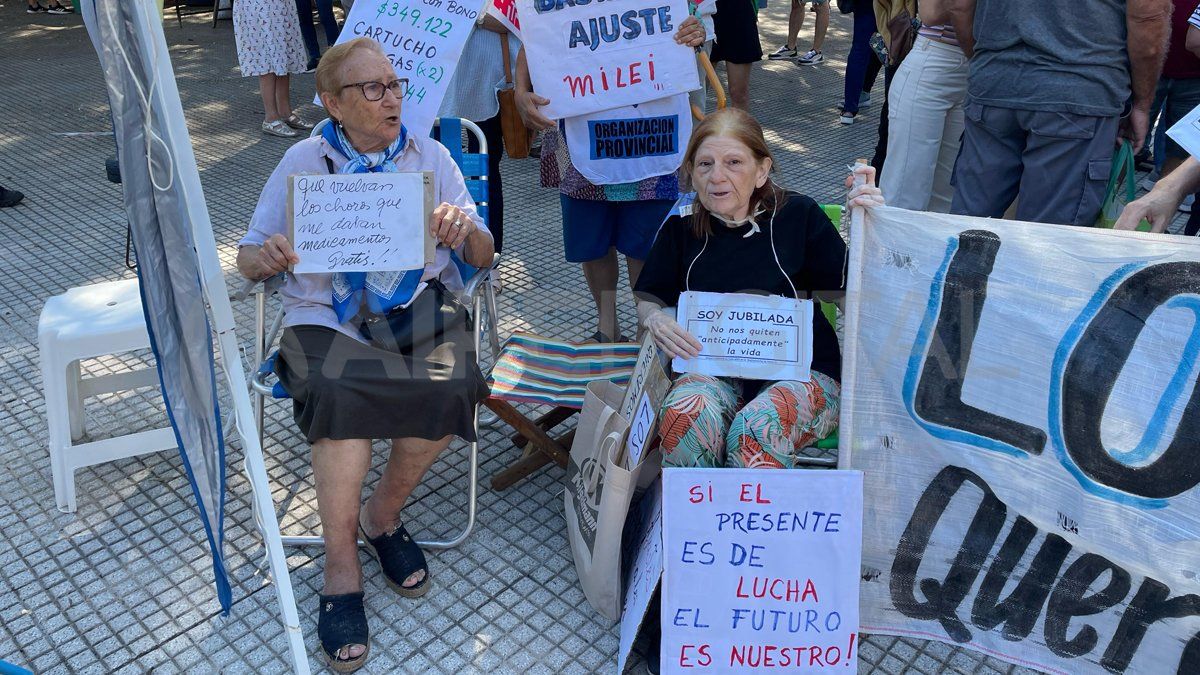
[633,192,847,381]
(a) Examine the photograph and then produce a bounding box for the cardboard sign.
[625,392,657,468]
[287,172,434,274]
[617,478,664,674]
[673,291,813,381]
[515,0,700,119]
[620,333,670,420]
[326,0,485,138]
[661,469,863,673]
[843,206,1200,674]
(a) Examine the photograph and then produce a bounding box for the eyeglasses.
[341,78,408,102]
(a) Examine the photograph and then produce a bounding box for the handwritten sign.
[287,172,434,274]
[618,478,664,673]
[326,0,485,138]
[625,392,657,468]
[673,291,814,381]
[515,0,700,119]
[486,0,520,34]
[662,468,863,673]
[1167,104,1200,161]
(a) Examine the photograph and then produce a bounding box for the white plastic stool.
[38,278,178,513]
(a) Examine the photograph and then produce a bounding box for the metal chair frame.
[244,117,501,551]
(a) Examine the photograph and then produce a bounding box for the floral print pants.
[657,372,841,469]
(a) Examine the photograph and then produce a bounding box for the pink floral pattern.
[658,372,840,469]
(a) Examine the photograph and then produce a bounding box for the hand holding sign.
[644,308,702,360]
[674,291,814,382]
[517,0,702,119]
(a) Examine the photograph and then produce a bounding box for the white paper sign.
[661,469,863,673]
[617,478,664,674]
[287,172,432,274]
[673,291,813,381]
[515,0,700,119]
[1167,103,1200,161]
[625,392,656,468]
[844,206,1200,674]
[327,0,485,138]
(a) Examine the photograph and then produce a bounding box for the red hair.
[681,108,779,238]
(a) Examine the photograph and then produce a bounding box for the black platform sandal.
[317,592,369,672]
[359,519,432,598]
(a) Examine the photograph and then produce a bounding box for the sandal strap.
[360,521,428,589]
[317,592,368,658]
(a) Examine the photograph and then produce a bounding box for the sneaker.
[839,110,857,125]
[859,91,871,107]
[797,49,825,65]
[304,57,320,74]
[1181,194,1195,214]
[767,45,799,60]
[0,187,25,208]
[26,3,46,12]
[46,2,69,13]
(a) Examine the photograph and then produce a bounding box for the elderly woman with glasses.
[236,37,494,672]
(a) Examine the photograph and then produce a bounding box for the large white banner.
[330,0,485,138]
[842,207,1200,674]
[515,0,700,119]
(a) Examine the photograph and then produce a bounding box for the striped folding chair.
[483,334,641,490]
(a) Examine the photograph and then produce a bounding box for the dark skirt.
[710,0,763,64]
[275,324,488,444]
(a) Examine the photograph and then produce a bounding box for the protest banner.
[661,468,863,673]
[673,291,813,382]
[563,94,692,185]
[515,0,700,119]
[841,206,1200,674]
[618,478,664,674]
[287,172,434,274]
[326,0,485,138]
[486,0,520,35]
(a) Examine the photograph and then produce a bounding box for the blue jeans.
[295,0,339,61]
[842,0,878,114]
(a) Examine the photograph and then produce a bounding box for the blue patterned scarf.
[321,121,424,323]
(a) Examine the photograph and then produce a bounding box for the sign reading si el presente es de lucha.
[662,469,863,673]
[321,0,485,138]
[844,206,1200,674]
[515,0,701,119]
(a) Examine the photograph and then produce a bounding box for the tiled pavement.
[0,3,1047,673]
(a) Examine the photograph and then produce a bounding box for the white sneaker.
[839,111,856,125]
[797,50,825,65]
[768,45,799,60]
[859,92,871,107]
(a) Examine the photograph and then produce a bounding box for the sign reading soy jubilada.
[327,0,485,138]
[661,469,863,673]
[287,172,434,274]
[674,291,814,382]
[516,0,700,119]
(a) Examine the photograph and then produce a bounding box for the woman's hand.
[239,233,299,280]
[430,202,476,249]
[644,310,703,360]
[844,163,885,209]
[674,16,706,47]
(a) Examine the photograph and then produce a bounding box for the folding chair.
[245,116,500,549]
[483,335,642,490]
